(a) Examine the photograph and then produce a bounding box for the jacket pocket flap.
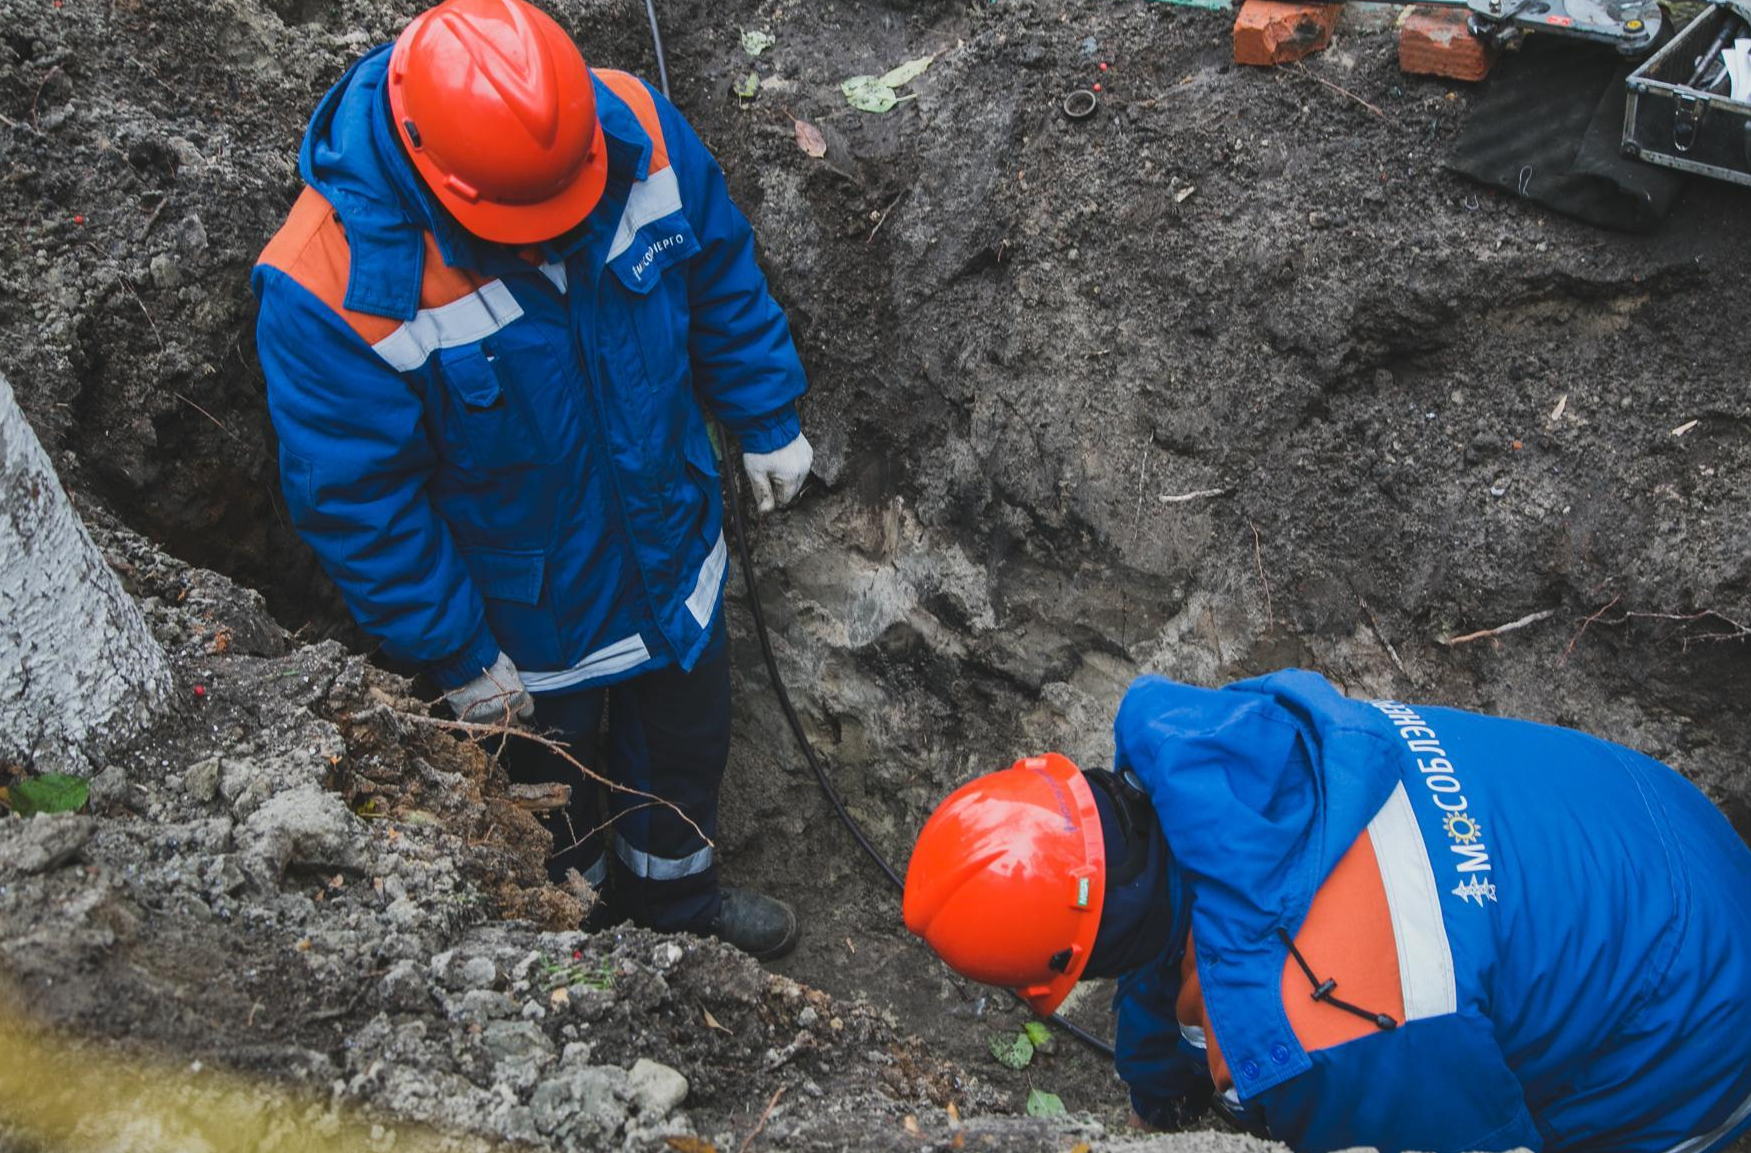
[463,548,545,604]
[608,216,701,295]
[439,347,504,409]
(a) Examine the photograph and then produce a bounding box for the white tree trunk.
[1,370,173,771]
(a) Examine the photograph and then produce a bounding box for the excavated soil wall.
[3,0,1750,1142]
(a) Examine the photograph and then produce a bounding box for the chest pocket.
[433,341,547,472]
[608,213,701,391]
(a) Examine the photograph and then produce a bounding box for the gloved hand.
[741,432,813,514]
[446,651,536,724]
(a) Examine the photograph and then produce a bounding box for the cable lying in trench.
[637,0,1115,1061]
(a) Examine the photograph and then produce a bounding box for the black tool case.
[1623,1,1751,187]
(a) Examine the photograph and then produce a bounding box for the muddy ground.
[2,0,1750,1146]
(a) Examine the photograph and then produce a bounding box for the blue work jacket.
[253,47,806,691]
[1112,671,1751,1153]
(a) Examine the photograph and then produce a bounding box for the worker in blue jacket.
[254,0,810,956]
[905,671,1751,1152]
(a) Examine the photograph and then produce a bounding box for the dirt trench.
[3,0,1751,1144]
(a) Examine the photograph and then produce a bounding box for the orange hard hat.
[388,0,607,245]
[902,753,1106,1017]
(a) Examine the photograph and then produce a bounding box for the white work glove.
[741,432,813,514]
[446,651,536,724]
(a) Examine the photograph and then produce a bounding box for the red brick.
[1233,0,1342,67]
[1398,5,1499,81]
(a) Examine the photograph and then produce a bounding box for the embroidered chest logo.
[1369,700,1498,906]
[631,233,685,280]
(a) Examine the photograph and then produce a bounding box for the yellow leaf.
[664,1138,718,1153]
[703,1008,731,1033]
[903,1115,921,1135]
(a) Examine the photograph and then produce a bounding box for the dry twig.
[174,392,241,442]
[1158,487,1227,504]
[361,705,711,847]
[866,189,907,244]
[1358,597,1407,677]
[1290,62,1386,118]
[1250,520,1275,631]
[1440,607,1558,647]
[738,1085,788,1153]
[1560,595,1620,666]
[31,64,62,131]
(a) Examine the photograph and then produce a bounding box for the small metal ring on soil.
[1063,89,1098,120]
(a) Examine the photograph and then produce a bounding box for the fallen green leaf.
[740,29,775,56]
[987,1031,1034,1070]
[732,71,760,99]
[1025,1089,1067,1118]
[1022,1021,1056,1053]
[877,54,935,89]
[841,75,919,114]
[9,773,88,817]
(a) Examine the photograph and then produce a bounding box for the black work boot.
[711,887,798,961]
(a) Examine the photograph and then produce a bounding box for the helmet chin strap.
[1081,772,1176,980]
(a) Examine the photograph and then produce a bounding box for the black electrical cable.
[639,0,1114,1062]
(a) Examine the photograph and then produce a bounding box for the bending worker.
[905,671,1751,1152]
[254,0,810,957]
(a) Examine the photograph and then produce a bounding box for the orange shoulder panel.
[257,186,489,349]
[1176,829,1404,1097]
[595,69,670,174]
[1282,829,1405,1053]
[257,187,399,347]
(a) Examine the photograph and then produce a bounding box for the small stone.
[149,253,181,289]
[626,1058,689,1119]
[184,756,222,804]
[377,960,429,1012]
[650,942,683,972]
[89,765,130,808]
[385,896,422,929]
[0,813,94,875]
[459,956,498,990]
[797,1006,820,1028]
[482,1019,556,1063]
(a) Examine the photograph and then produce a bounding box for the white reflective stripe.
[581,855,608,888]
[521,634,652,694]
[538,260,567,294]
[372,280,524,372]
[1368,782,1458,1020]
[614,838,713,881]
[604,166,682,262]
[1179,1022,1207,1051]
[685,531,728,628]
[1663,1084,1751,1153]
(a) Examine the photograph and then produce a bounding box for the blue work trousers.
[505,626,730,933]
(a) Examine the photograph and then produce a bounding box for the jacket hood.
[298,44,452,321]
[1113,670,1403,1096]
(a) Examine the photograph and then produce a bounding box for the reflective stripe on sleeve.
[1368,782,1459,1020]
[685,531,728,628]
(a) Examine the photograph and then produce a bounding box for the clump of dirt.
[3,0,1750,1142]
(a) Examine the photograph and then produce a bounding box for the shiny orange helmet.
[388,0,607,244]
[902,754,1106,1017]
